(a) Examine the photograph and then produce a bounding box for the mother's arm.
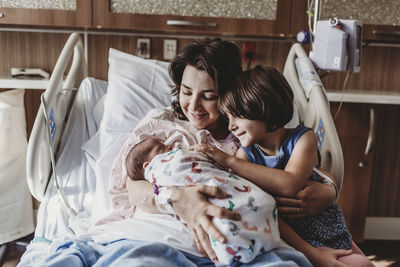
[126,179,161,213]
[126,178,241,263]
[276,177,336,219]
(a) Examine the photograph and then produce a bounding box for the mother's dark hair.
[169,38,242,120]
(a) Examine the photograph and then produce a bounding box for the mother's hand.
[276,181,336,219]
[171,185,241,262]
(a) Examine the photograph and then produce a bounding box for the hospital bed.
[21,33,343,264]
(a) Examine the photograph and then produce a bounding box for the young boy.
[192,66,373,267]
[125,137,284,266]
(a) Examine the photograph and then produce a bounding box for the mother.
[126,38,337,265]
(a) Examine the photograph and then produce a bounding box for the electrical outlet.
[137,38,151,58]
[163,39,177,60]
[242,42,256,62]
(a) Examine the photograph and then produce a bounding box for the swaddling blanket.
[145,148,281,265]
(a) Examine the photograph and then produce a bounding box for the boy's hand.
[188,144,232,168]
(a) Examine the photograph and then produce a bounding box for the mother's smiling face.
[179,65,221,132]
[169,38,242,138]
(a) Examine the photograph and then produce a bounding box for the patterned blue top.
[241,125,352,249]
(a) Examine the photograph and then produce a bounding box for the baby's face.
[144,138,173,162]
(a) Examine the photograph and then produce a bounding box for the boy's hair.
[169,38,242,120]
[219,65,294,132]
[125,139,152,180]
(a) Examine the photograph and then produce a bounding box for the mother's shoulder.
[145,106,175,120]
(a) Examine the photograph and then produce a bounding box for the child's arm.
[191,131,319,197]
[239,145,337,217]
[314,168,339,200]
[279,218,352,267]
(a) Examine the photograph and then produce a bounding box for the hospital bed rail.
[283,43,344,191]
[26,33,88,201]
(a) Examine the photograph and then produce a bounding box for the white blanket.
[33,78,107,241]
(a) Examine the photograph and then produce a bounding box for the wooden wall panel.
[0,31,70,137]
[367,105,400,217]
[86,34,293,81]
[333,103,375,242]
[0,31,69,77]
[23,90,44,139]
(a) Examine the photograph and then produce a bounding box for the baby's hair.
[219,65,294,132]
[125,139,152,181]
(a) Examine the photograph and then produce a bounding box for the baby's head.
[219,65,294,133]
[125,137,173,180]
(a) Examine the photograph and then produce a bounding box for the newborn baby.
[125,137,281,265]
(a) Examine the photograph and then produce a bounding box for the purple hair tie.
[153,184,159,195]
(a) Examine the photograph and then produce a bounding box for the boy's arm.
[191,131,318,197]
[279,218,351,267]
[239,148,337,218]
[314,168,339,201]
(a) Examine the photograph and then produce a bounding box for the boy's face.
[144,138,173,163]
[226,113,267,148]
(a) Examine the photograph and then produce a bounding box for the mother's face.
[179,65,220,131]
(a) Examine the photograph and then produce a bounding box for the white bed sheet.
[34,77,107,241]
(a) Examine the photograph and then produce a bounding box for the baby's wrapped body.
[145,148,281,265]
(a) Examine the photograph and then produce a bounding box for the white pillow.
[92,49,174,221]
[100,48,173,138]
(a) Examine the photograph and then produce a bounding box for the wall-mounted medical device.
[310,18,362,73]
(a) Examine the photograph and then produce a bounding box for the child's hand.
[189,144,232,168]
